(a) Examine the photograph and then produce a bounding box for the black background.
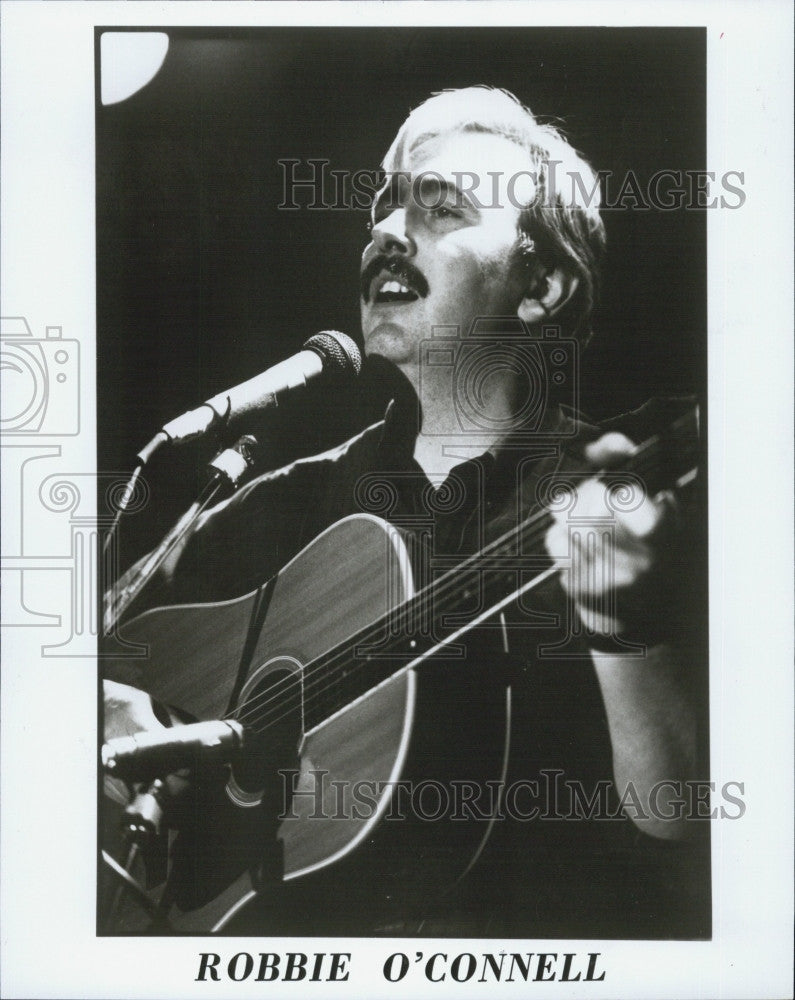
[96,27,706,565]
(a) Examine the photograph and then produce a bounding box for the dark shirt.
[114,397,709,938]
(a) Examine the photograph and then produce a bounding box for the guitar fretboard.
[235,408,700,738]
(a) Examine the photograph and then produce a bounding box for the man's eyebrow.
[372,171,479,217]
[413,173,479,211]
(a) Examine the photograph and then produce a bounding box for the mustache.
[360,255,430,303]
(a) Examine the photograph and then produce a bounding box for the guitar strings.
[227,518,554,735]
[231,505,554,733]
[229,419,697,737]
[227,414,698,737]
[229,416,697,735]
[226,451,576,733]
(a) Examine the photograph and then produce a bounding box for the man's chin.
[362,323,416,367]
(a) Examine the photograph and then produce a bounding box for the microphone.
[138,330,361,462]
[102,719,246,782]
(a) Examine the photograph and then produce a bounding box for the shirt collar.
[376,396,580,488]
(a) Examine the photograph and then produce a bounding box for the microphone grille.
[304,330,362,377]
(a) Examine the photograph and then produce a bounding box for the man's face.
[360,131,536,369]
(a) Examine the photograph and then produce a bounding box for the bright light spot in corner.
[100,32,169,106]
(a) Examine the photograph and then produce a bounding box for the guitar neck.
[294,407,700,733]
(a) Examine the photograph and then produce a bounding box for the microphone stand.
[102,435,258,637]
[101,435,258,931]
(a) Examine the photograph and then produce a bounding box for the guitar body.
[104,514,511,932]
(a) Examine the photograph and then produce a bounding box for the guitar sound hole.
[231,668,301,796]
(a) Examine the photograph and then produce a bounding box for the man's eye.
[429,205,461,220]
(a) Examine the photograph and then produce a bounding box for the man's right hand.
[104,679,167,743]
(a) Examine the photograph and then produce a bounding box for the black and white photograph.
[0,3,792,998]
[98,25,711,942]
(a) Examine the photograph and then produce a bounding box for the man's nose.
[371,207,416,256]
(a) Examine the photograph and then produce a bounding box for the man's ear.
[517,266,580,325]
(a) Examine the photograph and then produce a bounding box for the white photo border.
[1,2,792,998]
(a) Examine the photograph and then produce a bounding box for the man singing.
[103,87,708,938]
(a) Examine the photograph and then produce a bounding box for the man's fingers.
[583,432,636,468]
[613,494,663,540]
[104,679,167,740]
[547,475,672,539]
[546,521,652,588]
[544,480,676,598]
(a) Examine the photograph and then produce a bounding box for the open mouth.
[374,279,420,304]
[362,256,429,304]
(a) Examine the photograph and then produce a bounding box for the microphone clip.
[207,434,260,490]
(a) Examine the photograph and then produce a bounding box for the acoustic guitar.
[101,407,699,933]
